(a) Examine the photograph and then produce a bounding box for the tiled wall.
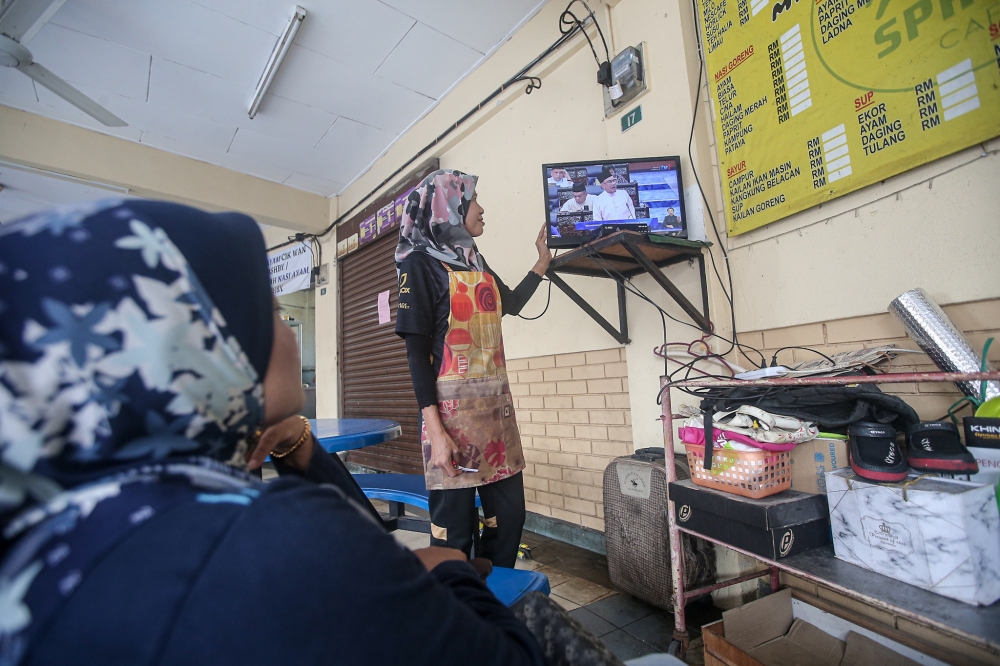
[507,348,632,532]
[733,298,1000,420]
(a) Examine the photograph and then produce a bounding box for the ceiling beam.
[0,105,329,233]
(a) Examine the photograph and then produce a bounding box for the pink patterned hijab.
[394,169,482,271]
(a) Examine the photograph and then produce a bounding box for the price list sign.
[697,0,1000,235]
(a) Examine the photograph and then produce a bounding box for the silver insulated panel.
[888,288,999,401]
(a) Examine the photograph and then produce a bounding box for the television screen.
[542,156,686,247]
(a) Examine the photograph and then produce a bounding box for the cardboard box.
[703,589,923,666]
[670,480,830,559]
[963,416,1000,486]
[790,437,848,494]
[826,469,1000,605]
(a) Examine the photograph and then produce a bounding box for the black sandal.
[848,422,908,483]
[906,421,979,474]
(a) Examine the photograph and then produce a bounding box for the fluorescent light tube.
[0,160,130,194]
[249,6,306,119]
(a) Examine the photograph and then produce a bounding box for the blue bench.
[353,473,549,606]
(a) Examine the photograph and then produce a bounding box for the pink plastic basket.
[683,443,791,499]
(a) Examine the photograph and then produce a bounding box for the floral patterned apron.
[421,265,524,490]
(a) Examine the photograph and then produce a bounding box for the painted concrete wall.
[322,0,999,447]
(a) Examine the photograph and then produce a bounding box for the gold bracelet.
[271,416,311,459]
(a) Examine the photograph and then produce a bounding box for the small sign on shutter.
[377,290,391,324]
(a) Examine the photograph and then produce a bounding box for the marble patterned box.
[826,469,1000,605]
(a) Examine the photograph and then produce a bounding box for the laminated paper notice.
[617,463,653,499]
[696,0,1000,235]
[377,290,391,325]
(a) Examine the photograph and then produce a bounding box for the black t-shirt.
[395,252,451,375]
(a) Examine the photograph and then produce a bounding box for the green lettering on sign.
[621,105,643,132]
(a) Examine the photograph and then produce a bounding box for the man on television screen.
[560,181,597,212]
[548,167,573,188]
[594,166,635,221]
[663,207,680,228]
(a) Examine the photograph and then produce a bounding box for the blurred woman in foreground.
[0,199,544,666]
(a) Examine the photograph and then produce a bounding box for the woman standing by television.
[394,169,551,566]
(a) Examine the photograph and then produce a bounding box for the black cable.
[266,3,616,256]
[576,243,734,381]
[292,16,587,249]
[578,241,764,364]
[769,346,837,367]
[517,279,552,320]
[518,249,560,320]
[685,0,766,370]
[574,0,611,61]
[560,4,602,68]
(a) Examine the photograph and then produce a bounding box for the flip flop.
[848,422,908,483]
[906,421,979,474]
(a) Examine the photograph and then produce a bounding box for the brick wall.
[507,347,632,532]
[505,298,997,567]
[734,298,1000,420]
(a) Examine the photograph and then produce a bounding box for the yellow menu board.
[697,0,1000,234]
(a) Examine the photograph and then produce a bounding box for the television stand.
[545,230,712,344]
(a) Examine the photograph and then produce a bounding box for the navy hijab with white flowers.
[0,199,274,516]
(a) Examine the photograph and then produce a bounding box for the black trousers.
[428,472,525,568]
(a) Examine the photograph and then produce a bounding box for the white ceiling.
[0,0,547,198]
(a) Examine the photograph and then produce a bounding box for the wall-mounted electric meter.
[603,43,648,117]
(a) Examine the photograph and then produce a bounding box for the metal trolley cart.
[659,370,1000,661]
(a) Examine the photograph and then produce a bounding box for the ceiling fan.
[0,0,126,126]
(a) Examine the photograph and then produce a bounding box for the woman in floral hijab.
[0,200,543,666]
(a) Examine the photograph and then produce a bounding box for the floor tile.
[521,531,554,546]
[550,594,581,611]
[685,636,705,665]
[534,564,573,587]
[525,539,577,564]
[622,611,676,652]
[568,606,618,638]
[550,578,614,606]
[585,593,658,628]
[599,629,656,662]
[392,530,430,550]
[681,597,723,638]
[514,557,541,571]
[545,551,614,589]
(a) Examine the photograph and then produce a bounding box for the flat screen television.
[542,156,687,248]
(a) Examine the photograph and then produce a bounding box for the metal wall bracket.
[546,231,712,344]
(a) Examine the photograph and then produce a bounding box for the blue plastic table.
[312,418,402,453]
[265,419,400,463]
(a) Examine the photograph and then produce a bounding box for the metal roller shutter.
[339,231,422,473]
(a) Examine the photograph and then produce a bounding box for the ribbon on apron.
[421,265,525,490]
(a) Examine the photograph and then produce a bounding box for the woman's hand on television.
[532,222,552,277]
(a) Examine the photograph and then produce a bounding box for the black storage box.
[669,480,831,560]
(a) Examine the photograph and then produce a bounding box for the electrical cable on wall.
[559,0,612,84]
[577,242,762,384]
[266,0,612,256]
[517,250,560,321]
[685,0,767,371]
